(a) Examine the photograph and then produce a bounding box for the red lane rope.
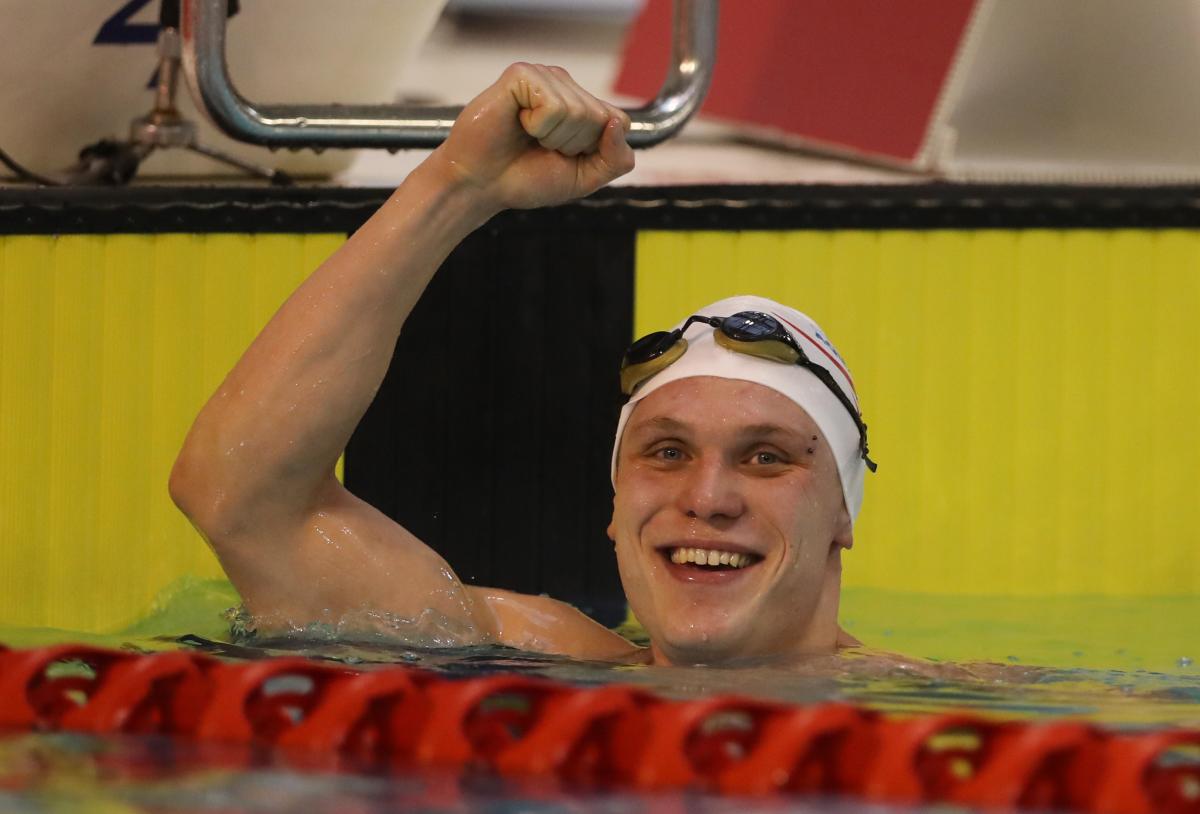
[0,644,1196,813]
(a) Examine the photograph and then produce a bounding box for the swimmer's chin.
[646,625,860,667]
[652,641,861,671]
[647,634,758,667]
[642,614,770,665]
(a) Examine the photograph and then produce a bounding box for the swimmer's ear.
[834,504,854,551]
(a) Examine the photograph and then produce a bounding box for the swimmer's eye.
[644,442,689,464]
[655,446,684,461]
[749,449,787,467]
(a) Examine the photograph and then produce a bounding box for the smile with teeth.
[667,547,758,569]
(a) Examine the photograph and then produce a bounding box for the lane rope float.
[0,643,1196,813]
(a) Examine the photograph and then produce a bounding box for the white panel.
[939,0,1200,181]
[0,0,447,178]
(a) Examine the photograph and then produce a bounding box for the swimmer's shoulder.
[468,586,646,662]
[836,626,862,648]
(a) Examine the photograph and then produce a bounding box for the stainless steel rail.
[180,0,717,150]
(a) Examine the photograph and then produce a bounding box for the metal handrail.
[179,0,717,150]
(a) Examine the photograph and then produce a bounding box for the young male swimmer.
[170,64,874,667]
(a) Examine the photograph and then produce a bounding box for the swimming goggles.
[620,311,877,472]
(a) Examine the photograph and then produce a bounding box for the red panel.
[614,0,979,163]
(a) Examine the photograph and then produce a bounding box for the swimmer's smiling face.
[608,377,853,665]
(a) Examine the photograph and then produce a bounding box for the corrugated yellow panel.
[0,233,343,631]
[634,230,1200,596]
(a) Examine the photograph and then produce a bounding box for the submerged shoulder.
[469,586,644,662]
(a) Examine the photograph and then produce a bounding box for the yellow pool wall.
[1,227,1197,634]
[635,229,1200,597]
[0,233,342,631]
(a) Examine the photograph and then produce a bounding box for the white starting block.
[0,0,446,179]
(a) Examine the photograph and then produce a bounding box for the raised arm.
[169,65,635,649]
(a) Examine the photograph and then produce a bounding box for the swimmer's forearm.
[174,153,499,525]
[173,65,633,649]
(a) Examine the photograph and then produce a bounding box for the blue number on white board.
[93,0,160,45]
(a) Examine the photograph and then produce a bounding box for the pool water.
[0,731,912,813]
[0,579,1197,812]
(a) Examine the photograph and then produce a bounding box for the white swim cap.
[611,295,869,521]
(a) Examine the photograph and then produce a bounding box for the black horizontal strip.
[6,182,1200,234]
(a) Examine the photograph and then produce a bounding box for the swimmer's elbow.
[168,450,213,528]
[168,446,245,542]
[170,439,333,548]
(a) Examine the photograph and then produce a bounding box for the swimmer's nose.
[676,458,745,523]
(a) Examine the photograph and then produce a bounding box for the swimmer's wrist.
[415,147,506,225]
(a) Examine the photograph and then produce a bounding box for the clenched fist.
[431,63,636,211]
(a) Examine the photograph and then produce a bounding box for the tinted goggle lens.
[721,312,780,341]
[623,329,679,366]
[619,311,878,472]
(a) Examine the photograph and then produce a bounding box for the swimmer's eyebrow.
[630,416,692,436]
[737,423,808,443]
[629,418,807,443]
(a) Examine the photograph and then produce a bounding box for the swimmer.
[170,64,873,667]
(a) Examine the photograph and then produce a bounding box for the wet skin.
[171,64,863,665]
[609,376,855,666]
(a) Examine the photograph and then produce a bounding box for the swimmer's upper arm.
[467,586,641,661]
[175,466,635,657]
[173,468,500,642]
[173,447,630,654]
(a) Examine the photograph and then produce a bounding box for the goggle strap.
[803,363,877,472]
[621,313,879,472]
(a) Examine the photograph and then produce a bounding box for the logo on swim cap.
[772,312,857,401]
[812,328,843,364]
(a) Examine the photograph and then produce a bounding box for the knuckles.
[502,62,611,125]
[494,60,634,173]
[503,61,535,79]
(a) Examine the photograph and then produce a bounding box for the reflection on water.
[0,732,933,814]
[0,583,1197,812]
[181,631,1200,729]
